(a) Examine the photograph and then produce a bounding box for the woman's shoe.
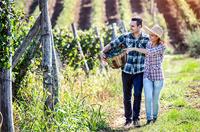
[146,120,152,125]
[153,118,157,123]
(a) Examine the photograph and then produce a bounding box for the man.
[101,17,149,128]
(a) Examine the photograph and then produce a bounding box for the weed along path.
[104,55,200,131]
[105,0,120,24]
[78,0,92,30]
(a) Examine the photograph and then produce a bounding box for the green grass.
[139,108,200,132]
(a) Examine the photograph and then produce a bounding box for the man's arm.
[100,34,126,60]
[100,44,112,61]
[102,44,112,53]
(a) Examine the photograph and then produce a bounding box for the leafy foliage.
[0,1,13,68]
[13,68,108,131]
[53,27,113,70]
[186,29,200,57]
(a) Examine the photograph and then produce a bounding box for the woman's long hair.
[157,38,165,46]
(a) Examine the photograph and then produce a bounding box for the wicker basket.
[105,44,127,69]
[107,51,127,69]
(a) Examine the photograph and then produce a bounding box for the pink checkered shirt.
[144,42,166,81]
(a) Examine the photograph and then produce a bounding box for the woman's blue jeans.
[143,78,164,121]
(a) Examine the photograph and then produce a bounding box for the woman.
[125,24,166,125]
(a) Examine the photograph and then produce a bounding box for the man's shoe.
[133,119,141,127]
[124,121,132,129]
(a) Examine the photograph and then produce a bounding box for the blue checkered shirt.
[110,32,149,74]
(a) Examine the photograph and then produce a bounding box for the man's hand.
[100,52,107,61]
[100,44,111,61]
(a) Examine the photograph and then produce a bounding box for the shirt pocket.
[138,40,147,48]
[152,64,161,70]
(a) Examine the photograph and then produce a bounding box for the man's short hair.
[131,17,143,27]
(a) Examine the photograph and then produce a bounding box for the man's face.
[130,21,141,33]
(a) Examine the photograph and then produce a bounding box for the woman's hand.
[124,48,136,54]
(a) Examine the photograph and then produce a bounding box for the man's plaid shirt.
[109,32,149,74]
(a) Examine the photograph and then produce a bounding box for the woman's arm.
[147,45,165,56]
[125,48,147,55]
[125,44,165,56]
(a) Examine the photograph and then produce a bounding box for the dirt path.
[186,0,200,19]
[109,99,146,129]
[109,98,167,131]
[155,0,188,54]
[129,0,143,14]
[51,0,64,28]
[105,0,120,24]
[78,0,92,30]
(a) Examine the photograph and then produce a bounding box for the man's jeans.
[143,78,164,121]
[122,72,143,122]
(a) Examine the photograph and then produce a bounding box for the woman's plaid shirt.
[144,42,166,81]
[110,32,149,74]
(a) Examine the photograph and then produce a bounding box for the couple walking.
[101,16,165,128]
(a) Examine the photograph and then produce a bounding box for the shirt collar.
[130,31,147,40]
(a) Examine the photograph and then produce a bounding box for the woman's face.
[150,33,159,43]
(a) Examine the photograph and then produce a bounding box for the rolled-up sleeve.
[110,34,125,48]
[147,44,165,56]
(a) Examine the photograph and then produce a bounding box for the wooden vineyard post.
[111,23,117,40]
[51,33,60,105]
[0,1,14,131]
[71,23,90,75]
[94,27,105,72]
[39,0,54,111]
[119,20,127,33]
[12,14,41,68]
